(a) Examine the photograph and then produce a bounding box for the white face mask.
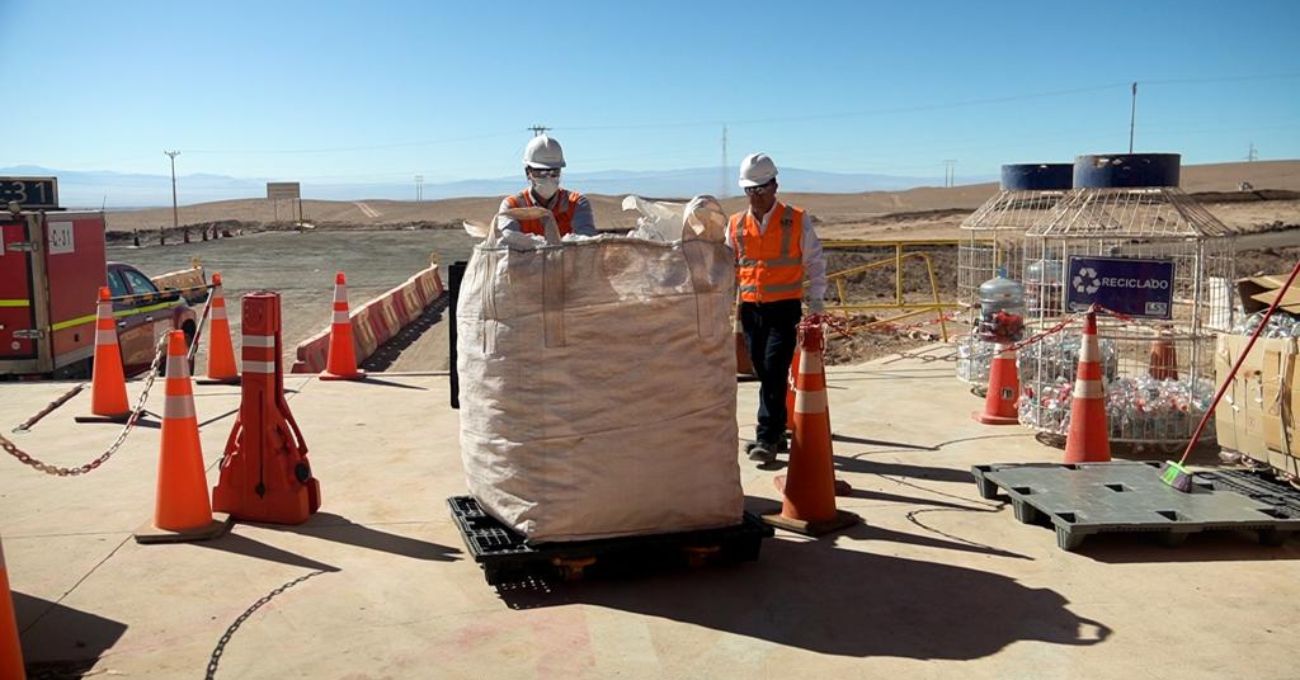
[530,176,560,200]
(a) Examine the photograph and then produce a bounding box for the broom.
[1161,260,1300,492]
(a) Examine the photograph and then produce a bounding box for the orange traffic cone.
[321,272,365,380]
[1149,333,1178,381]
[973,342,1020,424]
[0,536,25,680]
[202,272,239,384]
[134,331,231,543]
[780,345,851,496]
[1064,310,1111,463]
[763,317,859,536]
[80,286,130,422]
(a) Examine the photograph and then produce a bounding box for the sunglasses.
[528,168,562,178]
[744,181,775,196]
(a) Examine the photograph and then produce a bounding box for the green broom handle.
[1179,260,1300,466]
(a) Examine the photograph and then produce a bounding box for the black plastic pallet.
[971,462,1300,551]
[447,496,774,585]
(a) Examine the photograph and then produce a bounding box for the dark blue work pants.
[740,299,802,445]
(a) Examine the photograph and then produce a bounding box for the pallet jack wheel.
[551,556,596,582]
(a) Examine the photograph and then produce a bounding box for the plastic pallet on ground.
[971,461,1300,551]
[447,496,774,585]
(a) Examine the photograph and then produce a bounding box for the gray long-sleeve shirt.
[496,189,597,236]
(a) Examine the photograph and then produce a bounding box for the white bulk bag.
[457,206,742,542]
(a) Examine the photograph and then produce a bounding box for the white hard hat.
[523,135,566,169]
[738,152,777,188]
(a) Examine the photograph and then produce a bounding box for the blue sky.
[3,0,1298,185]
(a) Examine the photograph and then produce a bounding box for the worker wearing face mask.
[498,135,597,236]
[729,153,827,466]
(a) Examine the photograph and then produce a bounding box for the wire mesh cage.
[1018,154,1237,447]
[956,164,1072,387]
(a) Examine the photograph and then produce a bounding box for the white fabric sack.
[458,206,742,542]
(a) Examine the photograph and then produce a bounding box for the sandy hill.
[104,160,1300,235]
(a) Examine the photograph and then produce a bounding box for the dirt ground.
[114,230,474,373]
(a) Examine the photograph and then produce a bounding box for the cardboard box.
[1214,334,1298,476]
[1237,274,1300,315]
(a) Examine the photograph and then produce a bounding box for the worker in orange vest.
[498,135,597,237]
[729,153,827,465]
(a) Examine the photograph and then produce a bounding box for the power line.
[527,125,551,137]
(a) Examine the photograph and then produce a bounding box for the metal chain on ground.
[1,335,167,476]
[206,570,329,680]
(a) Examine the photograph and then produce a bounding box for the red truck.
[1,190,198,379]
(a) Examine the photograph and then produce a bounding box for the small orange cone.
[763,316,859,536]
[85,286,130,421]
[134,331,230,543]
[1149,334,1178,381]
[0,536,25,680]
[321,272,365,380]
[202,273,239,384]
[1064,310,1111,463]
[973,342,1020,424]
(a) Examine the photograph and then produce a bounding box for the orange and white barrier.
[292,264,445,374]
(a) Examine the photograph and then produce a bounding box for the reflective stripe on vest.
[504,189,581,236]
[731,203,805,303]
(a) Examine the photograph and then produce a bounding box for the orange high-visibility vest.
[504,189,583,236]
[730,202,805,303]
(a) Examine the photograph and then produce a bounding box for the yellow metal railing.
[820,238,972,342]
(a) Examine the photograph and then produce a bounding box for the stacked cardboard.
[1214,274,1299,477]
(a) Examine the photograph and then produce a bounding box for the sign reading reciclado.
[1066,255,1176,320]
[266,182,301,200]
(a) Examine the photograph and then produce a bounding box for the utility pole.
[720,125,729,198]
[943,160,957,188]
[527,125,552,137]
[1247,142,1258,162]
[164,150,181,230]
[415,174,424,202]
[1128,82,1138,154]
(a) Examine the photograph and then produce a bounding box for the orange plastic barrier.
[0,536,24,680]
[291,264,445,373]
[213,292,321,524]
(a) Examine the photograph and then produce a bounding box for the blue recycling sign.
[1066,256,1176,319]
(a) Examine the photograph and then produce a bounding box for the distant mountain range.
[0,165,992,208]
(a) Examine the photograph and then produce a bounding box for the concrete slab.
[2,346,1299,679]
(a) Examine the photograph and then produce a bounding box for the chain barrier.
[205,570,329,680]
[822,309,959,341]
[2,335,167,476]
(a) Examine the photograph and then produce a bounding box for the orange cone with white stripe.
[89,286,129,420]
[134,331,229,543]
[0,536,25,680]
[763,316,858,536]
[203,272,239,384]
[973,342,1020,424]
[1064,310,1111,463]
[321,272,364,380]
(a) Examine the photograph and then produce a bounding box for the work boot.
[747,441,776,465]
